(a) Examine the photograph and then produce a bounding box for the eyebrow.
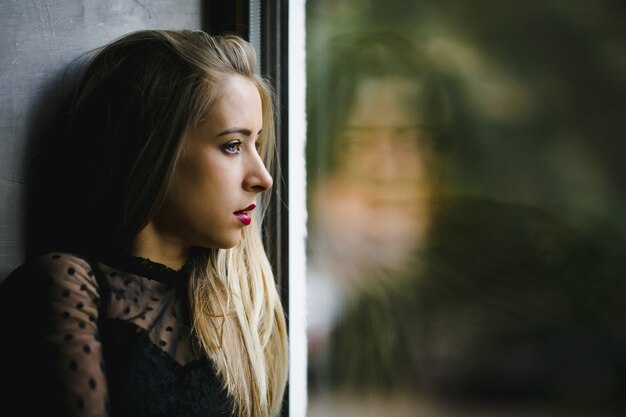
[216,127,262,137]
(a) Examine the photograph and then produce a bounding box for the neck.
[130,222,189,270]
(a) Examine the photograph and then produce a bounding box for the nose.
[370,135,427,183]
[243,152,273,193]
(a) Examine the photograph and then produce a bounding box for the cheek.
[172,157,236,221]
[176,149,206,181]
[173,148,221,194]
[163,155,209,215]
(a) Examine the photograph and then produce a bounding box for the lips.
[234,204,256,226]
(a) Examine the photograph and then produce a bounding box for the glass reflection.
[307,33,447,393]
[306,1,626,416]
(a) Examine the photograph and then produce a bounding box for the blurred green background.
[305,1,626,416]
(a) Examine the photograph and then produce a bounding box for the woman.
[0,29,288,417]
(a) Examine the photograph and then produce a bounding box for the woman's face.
[150,74,273,250]
[314,77,437,268]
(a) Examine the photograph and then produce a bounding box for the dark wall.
[0,0,202,279]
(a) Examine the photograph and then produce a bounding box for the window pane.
[305,1,626,416]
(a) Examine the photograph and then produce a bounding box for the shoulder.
[1,252,100,299]
[34,251,95,278]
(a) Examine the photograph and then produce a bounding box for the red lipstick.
[234,204,256,226]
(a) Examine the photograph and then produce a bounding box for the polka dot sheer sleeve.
[42,254,109,416]
[0,253,109,416]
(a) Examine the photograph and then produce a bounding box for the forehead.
[346,77,424,128]
[217,74,260,107]
[207,74,262,128]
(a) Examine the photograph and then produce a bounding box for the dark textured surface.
[0,0,202,280]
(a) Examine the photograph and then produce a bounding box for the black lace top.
[0,251,233,417]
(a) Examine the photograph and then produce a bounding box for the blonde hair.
[67,30,288,417]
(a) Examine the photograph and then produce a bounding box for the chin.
[219,240,240,249]
[198,234,242,250]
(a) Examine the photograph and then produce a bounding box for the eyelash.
[222,140,243,155]
[221,140,262,155]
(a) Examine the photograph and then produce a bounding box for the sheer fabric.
[0,252,233,417]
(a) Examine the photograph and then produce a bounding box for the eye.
[222,140,242,155]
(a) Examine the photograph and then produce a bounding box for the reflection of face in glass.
[315,76,438,273]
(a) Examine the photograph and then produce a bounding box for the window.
[304,1,626,417]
